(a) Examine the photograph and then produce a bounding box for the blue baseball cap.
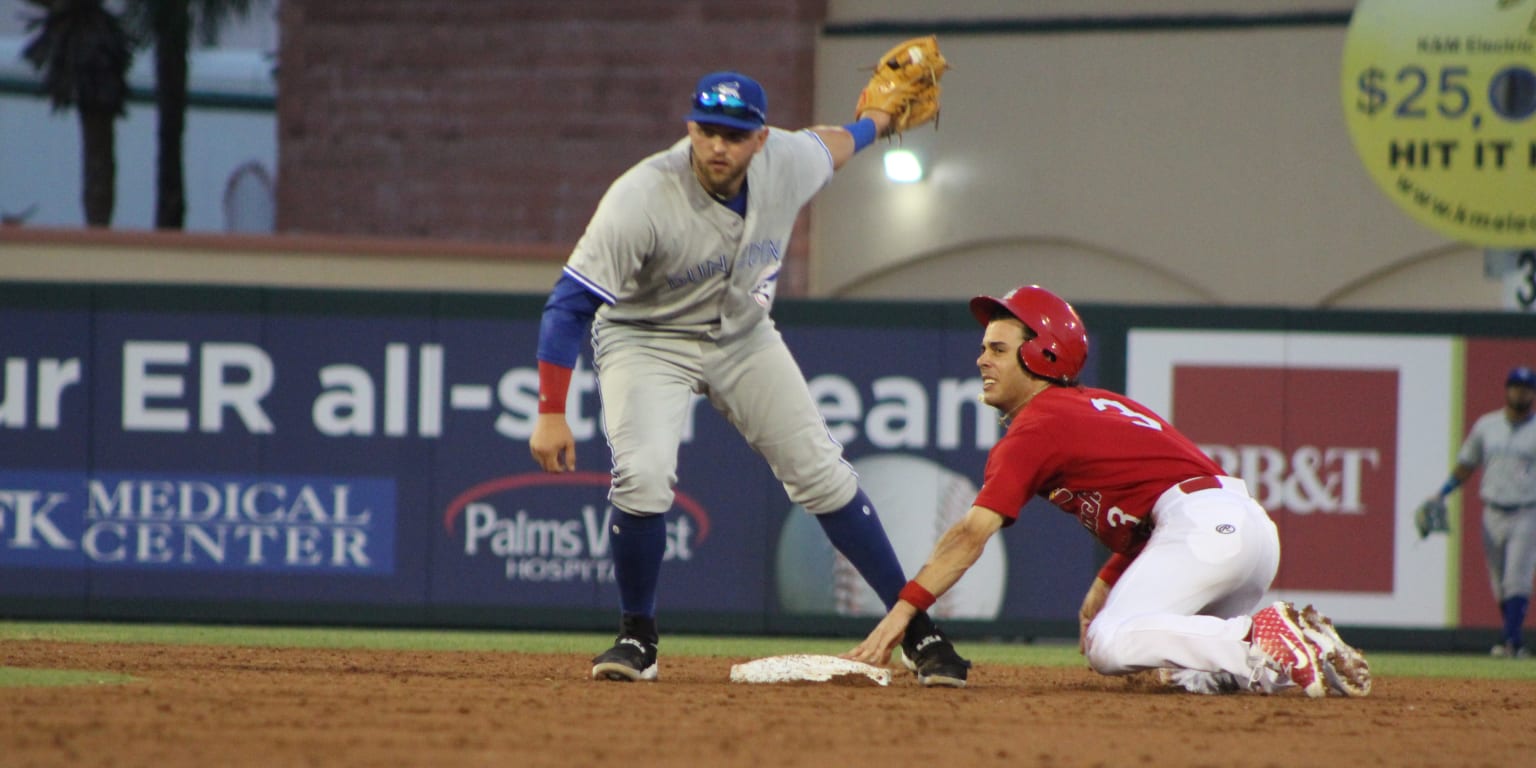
[1508,366,1536,388]
[685,71,767,131]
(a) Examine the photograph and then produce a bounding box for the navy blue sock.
[610,509,667,620]
[1502,596,1529,649]
[815,488,907,609]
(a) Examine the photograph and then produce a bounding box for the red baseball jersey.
[973,384,1222,555]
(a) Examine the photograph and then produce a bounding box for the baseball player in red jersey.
[844,285,1373,697]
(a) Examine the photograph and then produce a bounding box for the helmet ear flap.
[1018,337,1058,373]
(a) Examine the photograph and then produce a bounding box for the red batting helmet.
[968,285,1088,384]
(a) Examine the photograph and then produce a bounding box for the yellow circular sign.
[1342,0,1536,247]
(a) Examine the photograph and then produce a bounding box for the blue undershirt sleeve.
[536,273,605,368]
[843,117,878,153]
[1438,476,1462,499]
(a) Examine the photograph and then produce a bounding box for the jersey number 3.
[1091,398,1163,431]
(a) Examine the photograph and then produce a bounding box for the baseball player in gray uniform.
[528,69,969,685]
[1429,365,1536,657]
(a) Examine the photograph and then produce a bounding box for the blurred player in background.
[529,67,969,686]
[844,284,1373,697]
[1426,365,1536,658]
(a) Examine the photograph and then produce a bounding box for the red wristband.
[538,361,573,414]
[898,580,936,611]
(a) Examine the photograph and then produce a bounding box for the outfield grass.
[4,620,1535,687]
[0,666,136,687]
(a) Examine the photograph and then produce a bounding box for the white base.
[729,654,891,686]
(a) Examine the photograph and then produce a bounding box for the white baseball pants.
[1083,476,1280,680]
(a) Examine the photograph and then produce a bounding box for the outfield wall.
[0,281,1532,650]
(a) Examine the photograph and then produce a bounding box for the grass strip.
[4,621,1536,682]
[0,666,135,688]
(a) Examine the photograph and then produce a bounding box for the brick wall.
[276,1,828,294]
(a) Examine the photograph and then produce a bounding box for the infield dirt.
[2,639,1532,767]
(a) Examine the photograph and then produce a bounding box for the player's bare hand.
[855,109,894,137]
[841,608,913,666]
[530,413,577,472]
[1078,577,1111,655]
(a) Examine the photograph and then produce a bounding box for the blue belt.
[1487,501,1536,513]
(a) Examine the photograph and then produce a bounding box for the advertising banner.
[1127,329,1456,627]
[8,286,1524,632]
[0,291,1098,626]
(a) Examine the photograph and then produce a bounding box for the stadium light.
[883,148,924,183]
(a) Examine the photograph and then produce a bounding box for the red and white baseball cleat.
[1249,601,1327,698]
[1298,604,1373,696]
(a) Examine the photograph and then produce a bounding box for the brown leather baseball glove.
[855,35,948,136]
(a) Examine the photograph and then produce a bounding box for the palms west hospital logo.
[440,472,710,583]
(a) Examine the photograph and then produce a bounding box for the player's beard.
[1510,392,1534,416]
[691,151,748,199]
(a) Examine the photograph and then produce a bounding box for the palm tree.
[21,0,133,227]
[121,0,267,230]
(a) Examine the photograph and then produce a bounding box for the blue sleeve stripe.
[562,266,617,305]
[802,129,834,170]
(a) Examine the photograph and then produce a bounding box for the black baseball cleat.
[899,624,971,688]
[591,635,658,682]
[591,614,659,682]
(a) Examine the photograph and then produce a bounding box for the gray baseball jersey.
[1457,412,1536,506]
[1457,411,1536,602]
[565,128,835,341]
[561,128,857,517]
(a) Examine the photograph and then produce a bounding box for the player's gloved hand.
[530,413,577,472]
[854,35,948,137]
[1414,496,1450,539]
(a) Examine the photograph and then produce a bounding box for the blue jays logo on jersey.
[751,264,780,308]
